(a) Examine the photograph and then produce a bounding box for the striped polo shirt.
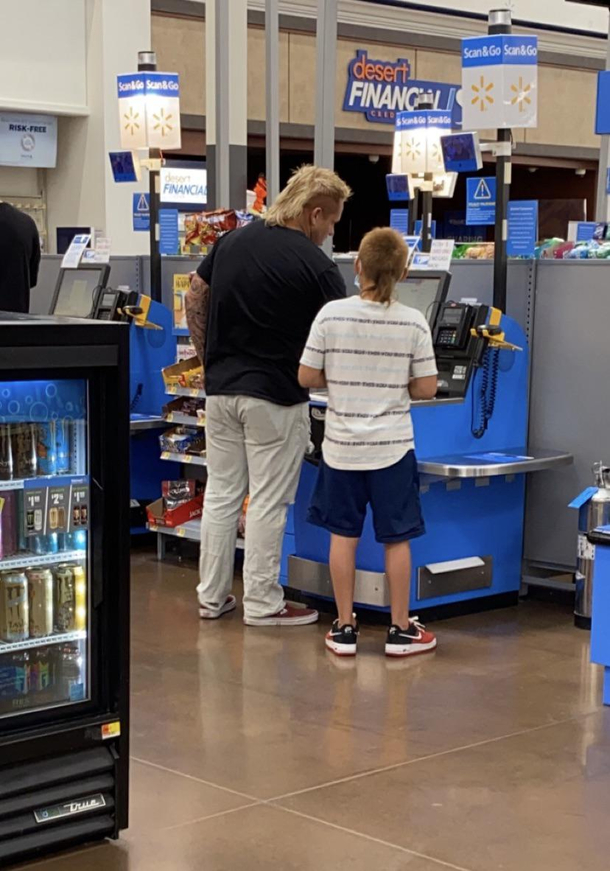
[300,296,437,471]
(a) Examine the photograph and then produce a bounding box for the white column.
[46,0,151,254]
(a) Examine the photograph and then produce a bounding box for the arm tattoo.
[185,273,210,364]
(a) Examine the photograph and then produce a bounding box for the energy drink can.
[0,571,29,642]
[73,565,87,631]
[28,648,51,693]
[54,564,76,632]
[36,421,57,477]
[12,423,37,479]
[27,568,54,638]
[56,419,71,475]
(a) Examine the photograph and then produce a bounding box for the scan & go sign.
[117,72,181,150]
[342,49,462,127]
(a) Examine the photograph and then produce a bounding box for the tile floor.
[24,546,610,871]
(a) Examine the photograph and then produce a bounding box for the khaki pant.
[197,395,310,619]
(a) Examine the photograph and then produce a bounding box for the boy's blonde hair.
[358,228,408,305]
[265,165,352,227]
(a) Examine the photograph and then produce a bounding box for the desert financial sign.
[343,50,462,127]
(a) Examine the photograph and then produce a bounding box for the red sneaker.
[385,618,437,657]
[199,595,237,619]
[243,604,319,626]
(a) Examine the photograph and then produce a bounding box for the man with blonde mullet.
[186,165,351,626]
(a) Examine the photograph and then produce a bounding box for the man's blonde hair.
[265,165,352,226]
[358,228,408,305]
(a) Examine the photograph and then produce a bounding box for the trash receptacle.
[570,462,610,629]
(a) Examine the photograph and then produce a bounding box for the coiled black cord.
[471,348,500,439]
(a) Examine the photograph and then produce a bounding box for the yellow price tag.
[101,721,121,740]
[173,274,191,293]
[177,528,186,537]
[184,455,193,464]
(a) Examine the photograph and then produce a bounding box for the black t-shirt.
[197,220,346,406]
[0,203,40,313]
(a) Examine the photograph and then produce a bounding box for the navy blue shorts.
[307,450,425,544]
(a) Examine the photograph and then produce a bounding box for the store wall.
[46,0,152,255]
[0,167,40,198]
[0,0,87,114]
[152,13,599,152]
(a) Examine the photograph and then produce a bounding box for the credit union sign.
[342,50,462,127]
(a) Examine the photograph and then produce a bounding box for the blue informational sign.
[109,151,138,183]
[575,222,599,242]
[159,209,179,255]
[132,193,150,232]
[342,49,462,127]
[466,177,496,226]
[596,71,610,135]
[507,200,538,258]
[390,209,409,234]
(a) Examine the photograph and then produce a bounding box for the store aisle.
[24,547,610,871]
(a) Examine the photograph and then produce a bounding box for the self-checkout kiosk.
[281,267,570,617]
[49,264,179,529]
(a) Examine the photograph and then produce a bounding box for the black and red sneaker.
[325,619,359,656]
[385,618,437,657]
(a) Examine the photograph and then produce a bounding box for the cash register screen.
[51,267,109,318]
[395,276,444,326]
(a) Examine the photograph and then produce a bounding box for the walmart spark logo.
[471,76,494,112]
[123,107,140,135]
[152,108,174,137]
[404,137,422,161]
[510,76,533,113]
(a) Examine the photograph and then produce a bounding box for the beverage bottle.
[0,490,18,559]
[56,643,84,702]
[0,424,13,481]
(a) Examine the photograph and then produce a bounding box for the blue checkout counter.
[588,527,610,706]
[48,265,179,530]
[281,272,571,619]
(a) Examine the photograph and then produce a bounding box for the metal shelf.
[0,550,85,572]
[130,416,168,432]
[149,519,245,550]
[165,385,206,399]
[149,519,201,541]
[164,412,206,428]
[0,629,87,655]
[161,451,207,466]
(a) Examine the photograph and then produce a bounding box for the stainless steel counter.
[418,448,573,479]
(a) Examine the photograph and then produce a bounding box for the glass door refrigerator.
[0,314,130,865]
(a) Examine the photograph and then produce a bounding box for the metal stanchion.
[138,51,162,303]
